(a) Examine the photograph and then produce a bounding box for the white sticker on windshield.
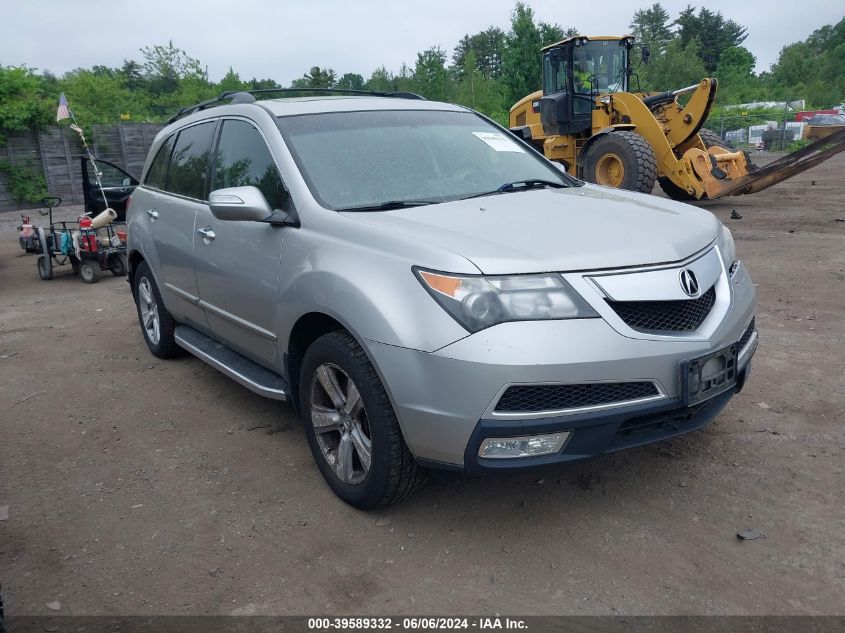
[472,131,525,153]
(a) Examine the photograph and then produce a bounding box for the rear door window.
[212,119,286,210]
[144,135,174,190]
[166,122,216,200]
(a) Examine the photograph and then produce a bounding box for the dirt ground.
[1,153,843,617]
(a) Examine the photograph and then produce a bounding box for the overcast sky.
[2,1,842,83]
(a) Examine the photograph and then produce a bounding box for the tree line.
[1,2,843,137]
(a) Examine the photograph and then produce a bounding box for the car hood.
[342,184,720,274]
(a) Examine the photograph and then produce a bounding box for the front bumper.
[463,364,749,474]
[365,262,756,470]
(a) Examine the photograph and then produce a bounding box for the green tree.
[630,3,673,56]
[291,66,336,89]
[119,60,145,91]
[538,22,567,48]
[59,67,150,124]
[218,67,248,93]
[141,41,205,96]
[0,65,53,135]
[454,50,505,118]
[248,77,279,90]
[768,18,845,106]
[501,2,543,106]
[452,27,506,79]
[364,66,394,92]
[336,73,365,90]
[675,7,748,74]
[413,47,450,101]
[714,46,764,103]
[640,38,707,91]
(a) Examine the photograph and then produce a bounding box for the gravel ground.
[0,153,843,616]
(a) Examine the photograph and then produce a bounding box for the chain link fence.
[700,102,812,152]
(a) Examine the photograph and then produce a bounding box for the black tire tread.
[698,128,729,150]
[304,331,427,507]
[658,176,697,200]
[584,130,657,194]
[37,255,53,280]
[133,261,180,359]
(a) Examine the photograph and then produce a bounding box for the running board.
[174,325,288,401]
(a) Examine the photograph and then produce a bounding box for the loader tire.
[582,131,656,194]
[698,128,730,150]
[660,129,732,200]
[658,177,698,201]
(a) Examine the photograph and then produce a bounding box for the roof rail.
[166,88,426,124]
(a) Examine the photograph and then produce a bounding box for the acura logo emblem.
[679,269,699,297]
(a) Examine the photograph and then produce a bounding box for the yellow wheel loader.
[508,35,845,200]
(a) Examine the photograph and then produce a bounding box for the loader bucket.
[689,126,845,199]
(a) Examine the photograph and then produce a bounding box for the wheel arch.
[127,249,145,295]
[577,124,636,174]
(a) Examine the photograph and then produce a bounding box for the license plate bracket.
[682,344,738,406]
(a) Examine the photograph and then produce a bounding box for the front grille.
[494,381,660,413]
[738,317,756,350]
[607,285,716,333]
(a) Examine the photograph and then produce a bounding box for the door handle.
[146,209,158,220]
[197,226,216,242]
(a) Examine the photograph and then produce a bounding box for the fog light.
[478,432,570,459]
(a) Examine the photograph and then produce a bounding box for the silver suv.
[127,91,757,508]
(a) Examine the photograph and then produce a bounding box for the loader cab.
[539,36,634,136]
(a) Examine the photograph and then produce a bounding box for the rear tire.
[133,261,179,359]
[582,131,656,194]
[658,176,698,201]
[109,253,127,276]
[300,331,427,509]
[37,255,53,280]
[698,128,730,150]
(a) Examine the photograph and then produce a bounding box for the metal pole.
[68,108,109,213]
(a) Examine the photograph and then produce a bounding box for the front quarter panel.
[276,210,477,354]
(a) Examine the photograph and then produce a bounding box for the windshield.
[276,109,574,210]
[544,40,629,95]
[575,41,628,94]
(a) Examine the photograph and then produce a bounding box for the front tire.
[37,255,53,280]
[133,261,179,358]
[582,130,656,194]
[300,331,426,509]
[79,260,100,284]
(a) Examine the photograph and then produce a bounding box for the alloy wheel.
[309,363,372,485]
[138,277,161,345]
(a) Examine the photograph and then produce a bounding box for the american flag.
[56,92,70,122]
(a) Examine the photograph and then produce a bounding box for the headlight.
[415,269,599,332]
[718,224,737,272]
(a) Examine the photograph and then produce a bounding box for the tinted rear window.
[145,135,174,190]
[166,122,215,200]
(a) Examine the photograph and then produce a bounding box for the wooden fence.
[0,123,163,212]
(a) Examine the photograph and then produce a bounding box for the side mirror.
[641,45,651,65]
[208,186,273,222]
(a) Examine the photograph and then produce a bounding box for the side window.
[166,122,215,200]
[88,160,136,187]
[212,119,286,210]
[144,135,174,190]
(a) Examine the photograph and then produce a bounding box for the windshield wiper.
[497,179,569,193]
[338,199,437,212]
[461,178,569,200]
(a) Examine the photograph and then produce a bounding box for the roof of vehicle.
[260,96,465,117]
[165,90,466,125]
[541,35,632,53]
